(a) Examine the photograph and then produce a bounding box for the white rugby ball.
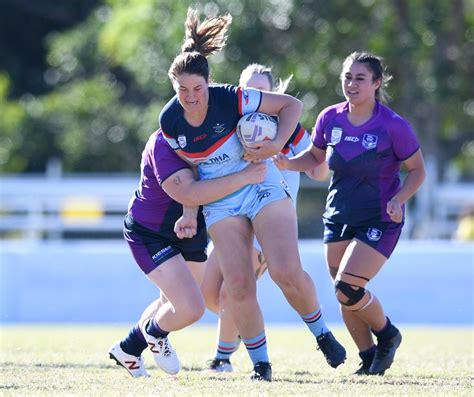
[236,112,277,146]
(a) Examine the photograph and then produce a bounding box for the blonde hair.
[168,8,232,82]
[239,63,293,93]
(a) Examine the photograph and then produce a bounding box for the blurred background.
[0,0,473,325]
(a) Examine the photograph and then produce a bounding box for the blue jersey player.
[276,52,426,376]
[204,63,330,373]
[160,8,346,381]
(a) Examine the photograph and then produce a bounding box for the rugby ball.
[236,112,277,146]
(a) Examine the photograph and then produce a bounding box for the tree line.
[1,0,472,180]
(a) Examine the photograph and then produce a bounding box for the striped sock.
[120,323,148,356]
[215,340,239,360]
[302,308,329,337]
[145,318,169,339]
[242,332,269,365]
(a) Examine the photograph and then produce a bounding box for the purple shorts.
[123,214,207,274]
[323,218,403,258]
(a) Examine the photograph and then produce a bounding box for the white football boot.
[140,320,180,375]
[204,358,233,373]
[108,341,150,378]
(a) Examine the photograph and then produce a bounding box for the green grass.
[1,325,473,396]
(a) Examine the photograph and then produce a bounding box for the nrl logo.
[367,227,382,241]
[212,123,226,134]
[330,127,342,145]
[362,133,378,150]
[177,135,187,148]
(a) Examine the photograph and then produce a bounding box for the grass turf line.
[1,324,472,396]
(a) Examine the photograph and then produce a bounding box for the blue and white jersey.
[160,84,261,180]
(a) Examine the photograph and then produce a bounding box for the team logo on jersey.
[177,135,187,148]
[344,136,360,142]
[212,123,226,135]
[242,89,250,105]
[367,227,382,241]
[207,153,230,164]
[362,134,378,150]
[330,127,342,145]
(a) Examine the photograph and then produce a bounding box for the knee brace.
[335,280,366,306]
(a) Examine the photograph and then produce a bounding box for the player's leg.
[186,260,207,286]
[200,244,222,314]
[113,259,206,377]
[205,246,267,372]
[335,238,402,375]
[253,198,346,368]
[208,216,271,380]
[139,254,205,375]
[325,240,376,375]
[205,284,239,372]
[201,242,239,373]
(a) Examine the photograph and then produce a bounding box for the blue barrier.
[1,240,472,324]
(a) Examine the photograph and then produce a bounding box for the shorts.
[323,218,403,259]
[203,160,290,229]
[123,214,208,275]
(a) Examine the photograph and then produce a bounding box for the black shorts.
[323,218,403,259]
[123,214,208,274]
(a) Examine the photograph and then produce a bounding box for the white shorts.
[203,160,290,229]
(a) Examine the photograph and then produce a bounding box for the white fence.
[0,174,137,240]
[1,173,473,240]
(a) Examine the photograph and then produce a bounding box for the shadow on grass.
[2,361,116,370]
[338,373,470,387]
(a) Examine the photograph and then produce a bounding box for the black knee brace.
[335,280,366,306]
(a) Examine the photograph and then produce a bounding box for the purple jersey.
[128,130,204,232]
[312,101,420,225]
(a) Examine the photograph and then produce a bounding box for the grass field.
[1,324,472,396]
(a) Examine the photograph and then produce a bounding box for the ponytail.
[169,8,232,82]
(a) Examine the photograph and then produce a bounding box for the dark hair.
[342,52,393,103]
[168,8,232,83]
[239,63,293,93]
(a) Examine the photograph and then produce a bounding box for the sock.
[359,345,376,366]
[145,318,169,339]
[242,332,269,365]
[302,308,329,337]
[215,340,239,360]
[372,317,398,341]
[120,324,148,356]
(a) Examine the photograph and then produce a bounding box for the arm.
[387,149,426,223]
[162,162,267,207]
[305,160,330,182]
[174,205,199,239]
[245,91,303,160]
[275,144,326,173]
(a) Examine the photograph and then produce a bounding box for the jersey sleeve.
[390,117,420,161]
[159,97,180,150]
[236,87,262,115]
[281,123,307,154]
[153,133,190,185]
[311,109,328,150]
